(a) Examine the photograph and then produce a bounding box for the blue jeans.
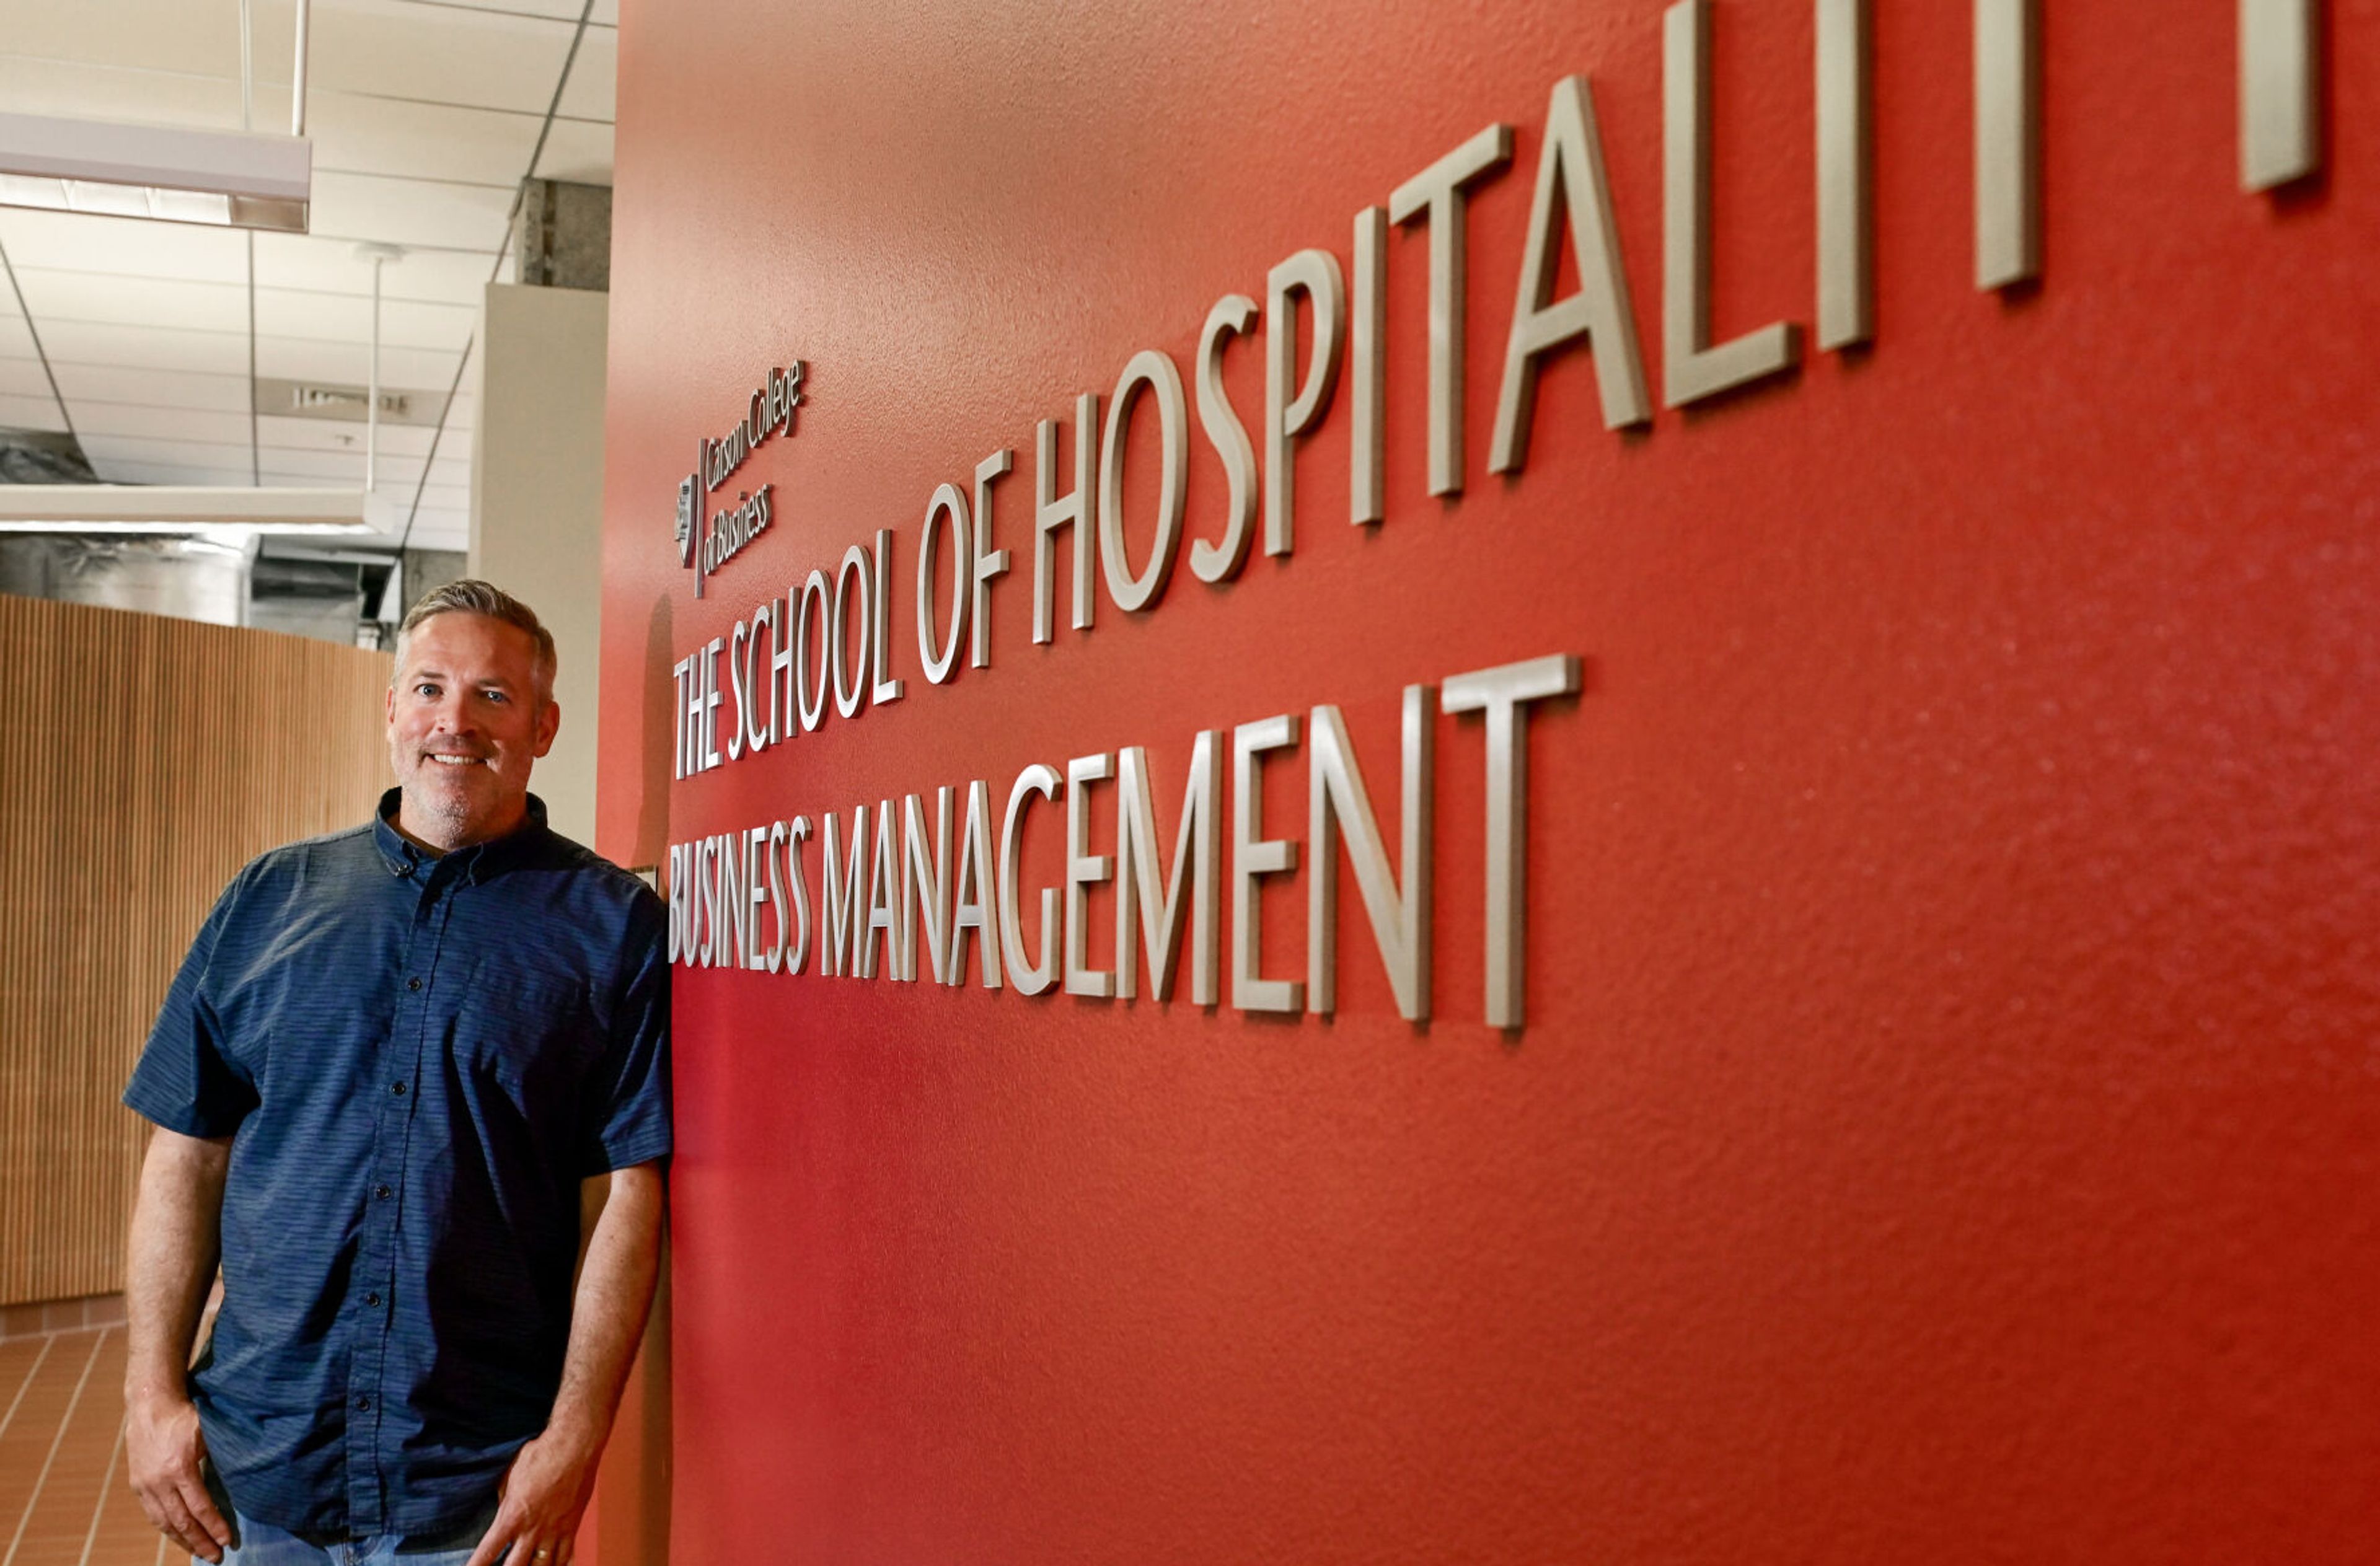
[203,1485,497,1561]
[198,1461,498,1565]
[205,1507,493,1565]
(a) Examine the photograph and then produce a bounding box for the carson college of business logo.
[676,476,699,568]
[678,360,803,599]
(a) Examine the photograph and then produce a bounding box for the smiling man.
[120,581,670,1566]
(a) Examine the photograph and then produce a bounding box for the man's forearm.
[124,1128,232,1407]
[547,1163,665,1449]
[123,1126,238,1562]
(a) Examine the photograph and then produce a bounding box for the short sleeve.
[125,871,260,1138]
[580,890,672,1174]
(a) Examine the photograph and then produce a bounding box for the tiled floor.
[0,1328,171,1566]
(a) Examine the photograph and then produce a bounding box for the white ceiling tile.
[310,171,513,253]
[258,288,475,352]
[372,459,434,489]
[260,469,368,493]
[0,209,250,285]
[414,483,468,510]
[294,459,431,490]
[68,403,253,444]
[263,447,403,480]
[0,321,35,361]
[307,92,543,187]
[258,414,443,458]
[53,362,254,412]
[589,1,618,27]
[13,270,251,335]
[429,0,589,21]
[255,337,459,387]
[0,5,246,79]
[532,118,612,185]
[260,0,576,116]
[0,358,55,398]
[440,392,475,431]
[251,233,495,308]
[0,56,247,129]
[302,463,448,496]
[81,444,257,482]
[39,319,250,376]
[0,392,71,433]
[555,28,614,121]
[89,460,260,486]
[403,513,469,550]
[77,434,250,467]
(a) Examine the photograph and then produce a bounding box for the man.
[121,581,670,1566]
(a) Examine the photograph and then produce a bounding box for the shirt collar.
[372,788,550,884]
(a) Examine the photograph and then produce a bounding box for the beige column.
[470,282,609,847]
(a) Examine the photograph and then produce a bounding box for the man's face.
[384,612,559,849]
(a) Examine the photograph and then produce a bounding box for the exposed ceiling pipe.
[291,0,311,139]
[355,242,405,491]
[239,0,253,131]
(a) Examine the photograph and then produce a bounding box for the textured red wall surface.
[598,1,2380,1560]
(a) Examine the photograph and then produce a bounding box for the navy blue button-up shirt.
[124,793,671,1539]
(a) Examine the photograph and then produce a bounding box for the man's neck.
[389,799,529,857]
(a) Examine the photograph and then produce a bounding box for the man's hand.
[465,1422,602,1566]
[124,1392,234,1565]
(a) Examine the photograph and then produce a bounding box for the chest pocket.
[451,972,599,1129]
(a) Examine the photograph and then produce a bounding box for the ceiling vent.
[258,377,446,428]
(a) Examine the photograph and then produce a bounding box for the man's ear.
[536,700,561,758]
[384,683,397,726]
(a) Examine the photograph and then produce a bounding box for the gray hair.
[392,579,558,700]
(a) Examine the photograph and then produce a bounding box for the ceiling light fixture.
[0,0,314,232]
[0,485,371,537]
[0,116,310,232]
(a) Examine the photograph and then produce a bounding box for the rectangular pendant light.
[0,112,310,233]
[0,485,368,535]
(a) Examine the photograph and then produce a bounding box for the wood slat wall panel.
[0,596,390,1306]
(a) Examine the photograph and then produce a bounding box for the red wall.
[598,2,2380,1560]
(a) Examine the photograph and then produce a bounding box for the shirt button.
[375,1184,394,1200]
[355,1394,371,1412]
[407,977,423,992]
[365,1291,381,1307]
[390,1080,407,1096]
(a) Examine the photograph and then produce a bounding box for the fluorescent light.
[0,113,309,233]
[0,524,267,553]
[0,521,363,539]
[0,485,369,535]
[0,174,239,225]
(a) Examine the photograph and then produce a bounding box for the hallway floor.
[1,1327,170,1566]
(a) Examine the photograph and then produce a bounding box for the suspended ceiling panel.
[0,0,615,553]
